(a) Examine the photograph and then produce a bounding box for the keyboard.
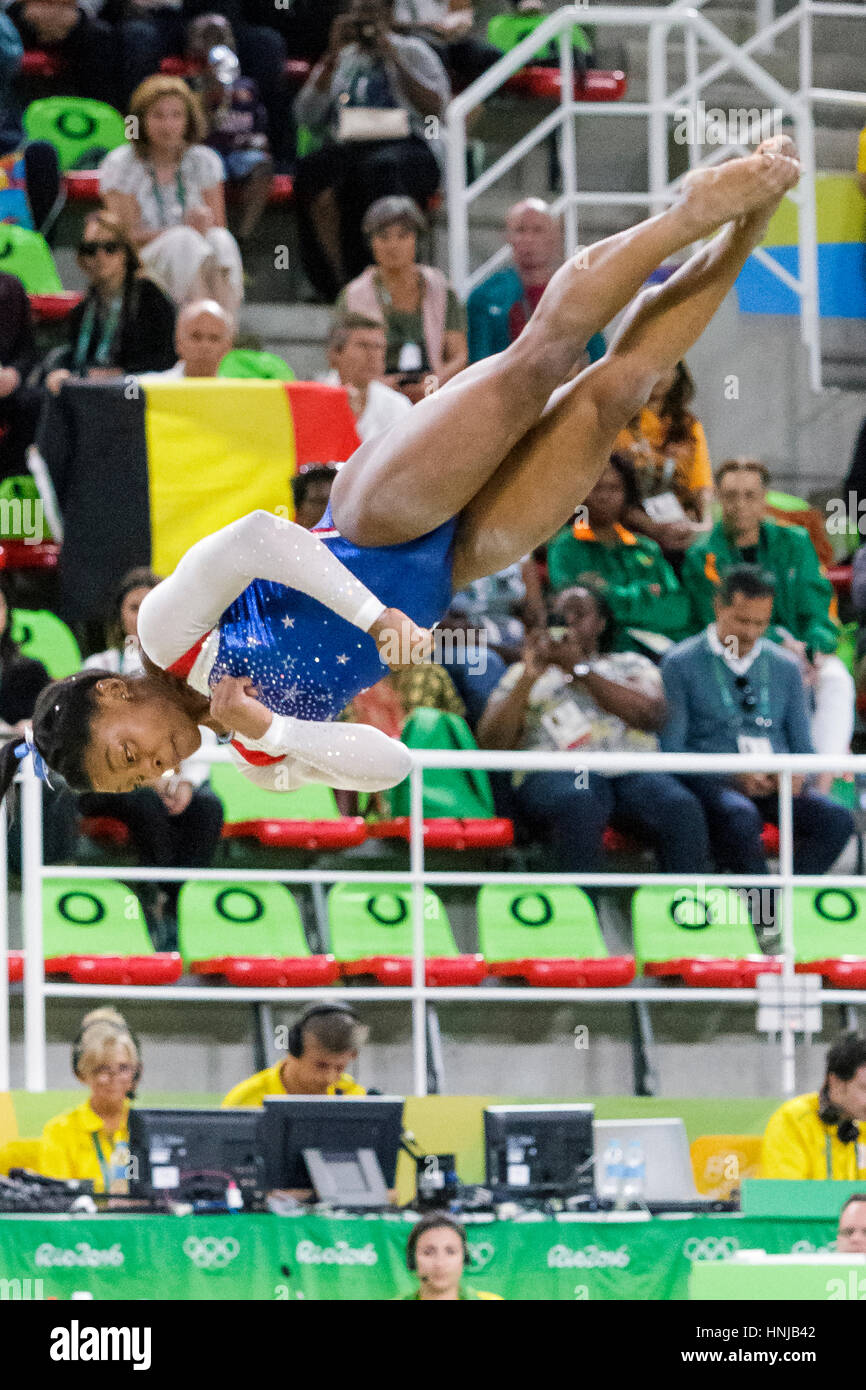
[0,1173,94,1213]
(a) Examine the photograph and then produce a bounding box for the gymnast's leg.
[451,146,798,586]
[329,143,798,549]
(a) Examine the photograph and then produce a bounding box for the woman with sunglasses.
[44,212,176,397]
[0,142,801,801]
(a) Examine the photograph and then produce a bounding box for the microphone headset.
[406,1213,469,1274]
[819,1086,859,1146]
[72,1016,142,1100]
[286,1002,362,1059]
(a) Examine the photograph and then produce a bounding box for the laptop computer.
[594,1118,732,1211]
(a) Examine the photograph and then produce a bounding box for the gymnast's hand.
[369,607,435,671]
[209,675,273,740]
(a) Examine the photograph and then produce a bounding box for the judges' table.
[691,1255,866,1300]
[0,1212,839,1300]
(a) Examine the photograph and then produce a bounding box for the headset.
[407,1213,469,1274]
[286,1002,362,1060]
[72,1016,142,1099]
[819,1087,860,1147]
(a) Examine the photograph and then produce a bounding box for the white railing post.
[445,101,469,299]
[21,765,46,1091]
[683,20,701,172]
[409,762,428,1097]
[558,29,579,257]
[647,18,670,217]
[777,769,797,1098]
[0,801,9,1091]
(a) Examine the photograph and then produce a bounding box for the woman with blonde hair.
[39,1008,140,1193]
[99,76,244,314]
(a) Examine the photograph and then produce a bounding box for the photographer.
[477,585,709,874]
[293,0,449,299]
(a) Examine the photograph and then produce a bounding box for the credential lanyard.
[709,647,772,736]
[72,294,124,375]
[150,164,186,228]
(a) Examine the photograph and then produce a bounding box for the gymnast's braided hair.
[0,670,112,809]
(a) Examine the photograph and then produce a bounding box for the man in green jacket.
[681,457,853,786]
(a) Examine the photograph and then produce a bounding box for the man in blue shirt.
[661,564,852,876]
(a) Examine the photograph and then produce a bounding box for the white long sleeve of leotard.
[137,509,386,670]
[231,713,413,792]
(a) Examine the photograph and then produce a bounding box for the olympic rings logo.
[682,1236,740,1262]
[182,1235,241,1270]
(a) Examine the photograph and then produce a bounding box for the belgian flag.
[37,379,360,624]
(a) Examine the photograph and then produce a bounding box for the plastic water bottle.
[622,1141,647,1205]
[599,1142,624,1206]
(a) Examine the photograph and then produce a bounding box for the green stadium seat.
[216,349,295,381]
[0,476,50,541]
[632,884,781,986]
[476,884,634,986]
[23,97,126,171]
[369,709,513,849]
[177,880,339,986]
[0,225,62,294]
[42,879,181,984]
[328,882,485,985]
[209,761,366,850]
[10,608,81,679]
[793,886,866,988]
[487,13,593,62]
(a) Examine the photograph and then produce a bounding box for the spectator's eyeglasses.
[79,240,122,257]
[734,674,758,711]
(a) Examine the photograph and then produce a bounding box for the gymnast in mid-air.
[0,139,799,801]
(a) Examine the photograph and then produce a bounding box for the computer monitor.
[593,1118,700,1204]
[484,1104,596,1195]
[259,1096,405,1201]
[128,1108,263,1203]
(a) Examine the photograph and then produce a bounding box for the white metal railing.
[445,3,831,390]
[4,748,866,1100]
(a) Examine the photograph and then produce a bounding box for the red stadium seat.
[190,955,340,986]
[827,564,852,598]
[80,816,130,847]
[366,817,513,849]
[602,827,645,854]
[64,170,100,201]
[0,541,60,570]
[486,956,635,986]
[8,951,24,983]
[45,953,183,984]
[761,823,780,855]
[504,67,627,102]
[796,958,866,988]
[221,817,366,850]
[340,954,486,985]
[643,956,783,986]
[28,292,83,322]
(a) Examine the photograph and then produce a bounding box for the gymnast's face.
[82,677,202,793]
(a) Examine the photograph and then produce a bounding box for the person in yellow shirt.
[39,1007,140,1193]
[222,1002,368,1107]
[760,1032,866,1180]
[395,1213,504,1301]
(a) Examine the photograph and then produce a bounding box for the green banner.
[0,1213,838,1301]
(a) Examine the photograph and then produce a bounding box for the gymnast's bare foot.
[677,139,800,239]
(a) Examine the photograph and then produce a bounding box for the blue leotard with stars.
[207,505,458,720]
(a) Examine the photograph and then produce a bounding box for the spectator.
[682,457,854,791]
[8,0,116,105]
[44,212,176,395]
[760,1032,866,1180]
[144,297,233,378]
[78,567,224,948]
[0,268,40,479]
[0,11,23,157]
[291,464,338,529]
[397,1213,503,1300]
[0,575,79,862]
[338,195,467,402]
[547,452,690,649]
[185,14,273,246]
[323,312,411,441]
[837,1194,866,1253]
[614,359,713,557]
[100,75,244,313]
[466,197,606,367]
[222,1003,368,1105]
[39,1007,138,1191]
[449,557,546,657]
[660,564,853,880]
[391,2,501,84]
[342,663,465,742]
[0,19,64,237]
[293,0,449,299]
[477,584,709,874]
